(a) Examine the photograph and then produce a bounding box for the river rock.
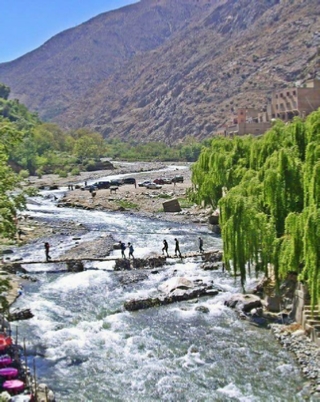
[66,261,84,272]
[124,277,219,311]
[201,250,223,263]
[1,250,14,255]
[158,277,193,294]
[195,305,210,313]
[202,262,220,270]
[133,257,166,269]
[114,257,167,271]
[225,294,262,313]
[8,308,34,321]
[114,259,131,270]
[117,271,149,285]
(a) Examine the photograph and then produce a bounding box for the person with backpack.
[119,241,126,258]
[174,238,182,258]
[162,239,169,256]
[128,242,134,259]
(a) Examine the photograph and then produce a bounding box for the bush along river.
[6,173,313,401]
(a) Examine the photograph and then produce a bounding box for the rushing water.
[9,166,307,401]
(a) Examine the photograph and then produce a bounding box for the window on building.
[293,90,296,96]
[287,92,290,96]
[276,104,279,110]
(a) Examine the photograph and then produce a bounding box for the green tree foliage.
[72,130,106,161]
[0,120,26,238]
[104,138,207,162]
[0,83,10,100]
[191,111,320,308]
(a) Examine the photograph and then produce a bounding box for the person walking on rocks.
[174,238,182,258]
[162,239,169,257]
[44,242,51,262]
[128,242,134,259]
[120,241,126,258]
[199,237,204,253]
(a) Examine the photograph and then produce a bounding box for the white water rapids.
[9,165,307,401]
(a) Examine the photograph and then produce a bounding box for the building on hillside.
[270,78,320,121]
[237,107,259,124]
[215,78,320,137]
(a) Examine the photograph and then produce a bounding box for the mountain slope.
[0,0,217,120]
[58,0,320,141]
[0,0,319,142]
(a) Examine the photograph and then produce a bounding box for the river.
[10,165,307,401]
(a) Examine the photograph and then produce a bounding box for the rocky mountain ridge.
[0,0,319,142]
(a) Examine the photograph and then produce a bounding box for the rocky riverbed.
[271,323,320,398]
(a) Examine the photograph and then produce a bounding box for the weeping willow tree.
[191,110,320,308]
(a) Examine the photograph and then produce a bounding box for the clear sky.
[0,0,138,63]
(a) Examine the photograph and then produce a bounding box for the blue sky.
[0,0,138,63]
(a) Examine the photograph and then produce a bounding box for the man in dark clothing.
[44,242,51,262]
[119,241,126,258]
[174,238,182,258]
[162,239,169,256]
[128,242,134,259]
[199,237,204,253]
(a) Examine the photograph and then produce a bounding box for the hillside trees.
[191,111,320,308]
[0,119,26,238]
[70,129,106,162]
[0,84,10,100]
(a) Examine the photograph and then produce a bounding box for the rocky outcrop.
[124,277,219,311]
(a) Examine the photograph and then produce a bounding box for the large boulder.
[124,277,219,311]
[225,294,262,313]
[158,277,193,295]
[162,199,181,212]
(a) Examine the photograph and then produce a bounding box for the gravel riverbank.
[26,161,214,225]
[271,324,320,399]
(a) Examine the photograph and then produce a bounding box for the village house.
[216,78,320,137]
